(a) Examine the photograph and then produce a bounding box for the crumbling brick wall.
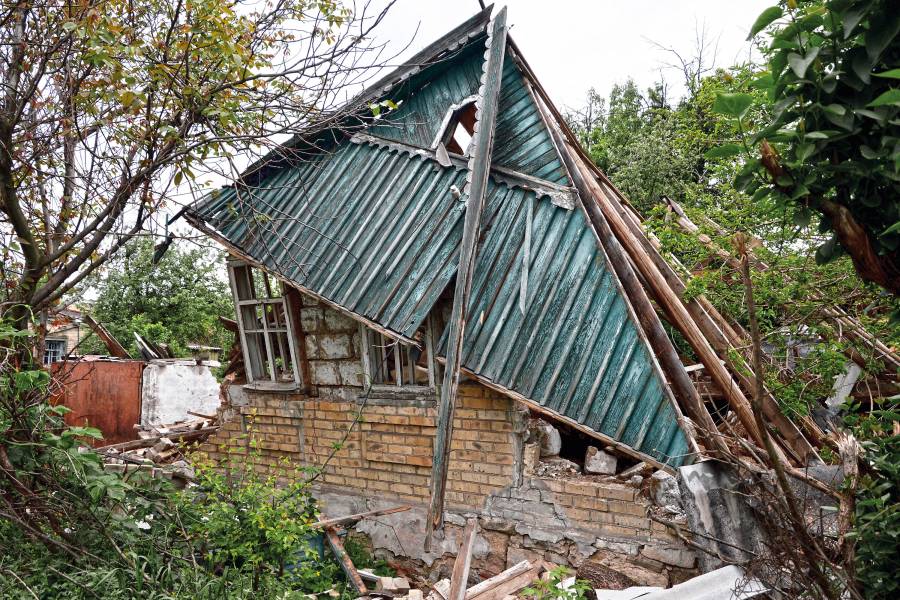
[200,386,522,506]
[199,293,696,587]
[200,294,523,507]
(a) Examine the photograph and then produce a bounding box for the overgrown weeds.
[0,318,385,598]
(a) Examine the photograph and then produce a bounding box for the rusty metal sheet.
[51,360,144,445]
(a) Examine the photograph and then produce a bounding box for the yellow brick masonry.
[539,477,658,541]
[197,382,520,507]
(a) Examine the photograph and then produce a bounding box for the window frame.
[432,96,478,156]
[44,339,66,365]
[227,260,303,389]
[359,316,440,399]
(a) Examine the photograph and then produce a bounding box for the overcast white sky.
[369,0,769,110]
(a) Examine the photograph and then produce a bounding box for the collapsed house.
[184,5,897,590]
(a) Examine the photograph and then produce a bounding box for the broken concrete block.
[377,577,410,595]
[310,360,340,385]
[628,475,644,488]
[319,333,352,359]
[649,470,683,513]
[639,545,696,569]
[536,420,561,457]
[584,446,617,475]
[407,590,424,600]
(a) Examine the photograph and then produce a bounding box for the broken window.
[227,260,302,387]
[44,339,65,365]
[360,317,439,394]
[435,98,477,156]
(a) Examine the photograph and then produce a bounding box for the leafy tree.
[0,0,393,333]
[712,0,900,294]
[568,80,696,213]
[86,239,233,358]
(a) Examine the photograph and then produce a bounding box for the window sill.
[242,381,303,394]
[359,385,437,407]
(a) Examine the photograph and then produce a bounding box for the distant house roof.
[188,6,694,467]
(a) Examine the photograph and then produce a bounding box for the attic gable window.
[227,260,302,388]
[435,98,477,156]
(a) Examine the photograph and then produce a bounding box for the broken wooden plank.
[310,505,412,529]
[468,560,545,600]
[186,410,217,420]
[83,314,130,358]
[464,560,533,599]
[449,519,479,600]
[427,6,509,544]
[324,526,368,595]
[95,426,219,452]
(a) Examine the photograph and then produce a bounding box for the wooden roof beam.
[426,6,508,545]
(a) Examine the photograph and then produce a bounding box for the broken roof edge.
[184,212,424,349]
[215,6,496,191]
[349,132,576,208]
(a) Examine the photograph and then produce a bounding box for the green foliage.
[0,318,370,598]
[187,442,320,581]
[84,239,233,358]
[844,401,900,599]
[714,0,900,289]
[521,566,590,600]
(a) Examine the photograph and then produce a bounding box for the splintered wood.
[97,417,217,465]
[427,560,546,600]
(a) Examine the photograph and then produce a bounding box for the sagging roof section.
[188,7,692,467]
[443,181,689,466]
[193,140,467,342]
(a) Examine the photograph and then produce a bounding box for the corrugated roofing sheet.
[368,41,570,186]
[193,140,472,340]
[443,183,689,466]
[493,56,569,185]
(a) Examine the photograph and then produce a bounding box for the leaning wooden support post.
[324,526,368,595]
[426,7,508,544]
[449,518,479,600]
[599,186,817,464]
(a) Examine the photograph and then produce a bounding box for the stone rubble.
[584,446,618,475]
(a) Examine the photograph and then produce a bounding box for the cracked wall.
[200,294,697,587]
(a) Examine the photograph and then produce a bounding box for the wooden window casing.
[227,261,302,387]
[359,317,439,398]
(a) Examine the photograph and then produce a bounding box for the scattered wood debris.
[426,560,549,600]
[97,417,218,484]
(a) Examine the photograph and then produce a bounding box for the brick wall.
[200,295,523,507]
[199,293,695,586]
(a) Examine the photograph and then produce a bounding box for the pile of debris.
[315,507,565,600]
[96,415,218,484]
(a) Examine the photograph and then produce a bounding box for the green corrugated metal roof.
[194,140,470,340]
[189,12,691,466]
[448,182,689,465]
[368,39,569,185]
